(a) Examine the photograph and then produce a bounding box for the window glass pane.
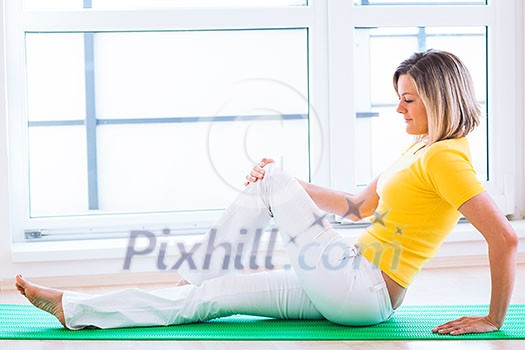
[26,33,86,122]
[28,126,89,217]
[93,30,307,120]
[25,29,309,217]
[97,119,308,213]
[354,26,487,186]
[354,0,486,5]
[24,0,306,10]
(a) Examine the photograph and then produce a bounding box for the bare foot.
[15,275,67,328]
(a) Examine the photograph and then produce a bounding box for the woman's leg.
[176,171,276,285]
[256,165,393,326]
[179,164,393,326]
[61,270,323,329]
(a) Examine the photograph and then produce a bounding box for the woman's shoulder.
[425,137,470,154]
[421,137,472,164]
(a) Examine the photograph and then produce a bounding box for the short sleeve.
[423,145,486,209]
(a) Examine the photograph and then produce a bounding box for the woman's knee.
[260,164,295,189]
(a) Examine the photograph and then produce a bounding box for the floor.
[1,265,524,349]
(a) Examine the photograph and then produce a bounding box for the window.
[5,0,521,243]
[7,0,328,241]
[328,0,520,216]
[354,26,487,185]
[26,30,309,218]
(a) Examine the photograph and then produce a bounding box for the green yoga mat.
[1,304,524,340]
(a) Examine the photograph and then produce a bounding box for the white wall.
[0,0,12,282]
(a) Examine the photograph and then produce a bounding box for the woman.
[16,49,518,335]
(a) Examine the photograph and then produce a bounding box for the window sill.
[8,220,525,280]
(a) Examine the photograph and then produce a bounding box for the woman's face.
[396,74,429,136]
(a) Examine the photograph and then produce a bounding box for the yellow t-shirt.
[356,137,485,288]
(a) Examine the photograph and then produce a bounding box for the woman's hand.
[457,192,518,332]
[244,158,275,186]
[432,315,499,336]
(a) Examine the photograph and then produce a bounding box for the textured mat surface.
[1,304,524,340]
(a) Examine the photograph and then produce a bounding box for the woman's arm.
[297,178,379,221]
[245,158,379,221]
[432,192,519,335]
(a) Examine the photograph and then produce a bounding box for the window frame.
[5,1,332,242]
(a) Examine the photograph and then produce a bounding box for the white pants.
[62,165,394,330]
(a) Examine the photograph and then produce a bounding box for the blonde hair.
[393,49,481,145]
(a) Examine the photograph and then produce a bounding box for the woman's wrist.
[485,313,503,329]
